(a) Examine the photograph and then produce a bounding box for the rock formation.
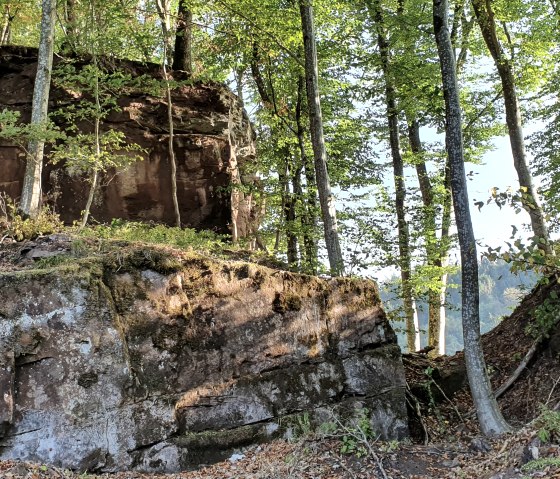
[0,245,408,472]
[0,46,259,237]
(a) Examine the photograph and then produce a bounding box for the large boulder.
[0,46,258,237]
[0,247,408,472]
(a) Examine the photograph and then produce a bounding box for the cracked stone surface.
[0,250,408,472]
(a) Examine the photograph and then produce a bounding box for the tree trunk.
[173,1,193,74]
[155,0,173,66]
[471,0,551,255]
[299,0,344,276]
[408,119,443,355]
[438,159,453,355]
[163,50,181,227]
[433,0,511,435]
[81,169,98,229]
[65,0,79,49]
[369,0,417,351]
[282,157,299,268]
[20,0,56,218]
[1,4,14,45]
[81,65,102,230]
[296,73,318,274]
[166,81,181,228]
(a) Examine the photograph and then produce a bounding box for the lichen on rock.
[0,247,408,472]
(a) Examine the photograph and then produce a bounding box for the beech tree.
[19,0,56,218]
[366,0,418,352]
[433,0,511,435]
[471,0,552,255]
[298,0,344,275]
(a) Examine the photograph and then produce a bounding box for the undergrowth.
[76,219,228,253]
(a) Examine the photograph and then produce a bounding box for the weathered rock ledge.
[0,247,407,472]
[0,45,258,237]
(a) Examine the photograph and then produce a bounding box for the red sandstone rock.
[0,46,259,238]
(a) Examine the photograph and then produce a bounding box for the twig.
[429,377,465,423]
[545,374,560,407]
[495,339,540,399]
[406,383,429,445]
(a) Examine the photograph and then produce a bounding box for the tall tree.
[19,0,56,218]
[298,0,344,275]
[433,0,511,435]
[471,0,552,255]
[368,0,418,352]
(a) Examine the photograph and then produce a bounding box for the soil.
[1,235,560,478]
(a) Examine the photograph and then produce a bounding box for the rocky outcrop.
[0,246,408,472]
[0,46,259,237]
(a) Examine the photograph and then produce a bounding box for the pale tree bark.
[173,0,193,74]
[433,0,511,435]
[408,119,446,355]
[80,57,102,229]
[299,0,344,275]
[155,0,174,66]
[1,3,16,45]
[471,0,552,255]
[163,57,181,228]
[20,0,56,218]
[369,0,418,351]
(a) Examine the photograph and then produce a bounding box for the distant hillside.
[380,259,539,354]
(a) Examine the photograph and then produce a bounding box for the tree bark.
[299,0,344,276]
[433,0,511,435]
[173,1,193,74]
[0,4,14,45]
[20,0,56,218]
[471,0,551,255]
[296,74,319,274]
[164,66,181,228]
[408,119,444,355]
[155,0,173,66]
[369,0,417,351]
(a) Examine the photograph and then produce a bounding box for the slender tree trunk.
[155,1,181,227]
[173,1,193,74]
[471,0,551,254]
[155,0,174,66]
[1,4,14,45]
[162,44,181,227]
[408,119,444,355]
[81,170,98,228]
[369,0,417,351]
[296,73,318,274]
[282,157,299,267]
[81,64,102,229]
[299,0,344,276]
[20,0,56,218]
[438,160,453,355]
[433,0,511,435]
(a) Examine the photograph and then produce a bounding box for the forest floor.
[1,235,560,478]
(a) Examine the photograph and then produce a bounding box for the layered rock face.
[0,248,408,472]
[0,46,258,237]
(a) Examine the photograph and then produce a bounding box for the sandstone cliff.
[0,46,258,237]
[0,243,408,472]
